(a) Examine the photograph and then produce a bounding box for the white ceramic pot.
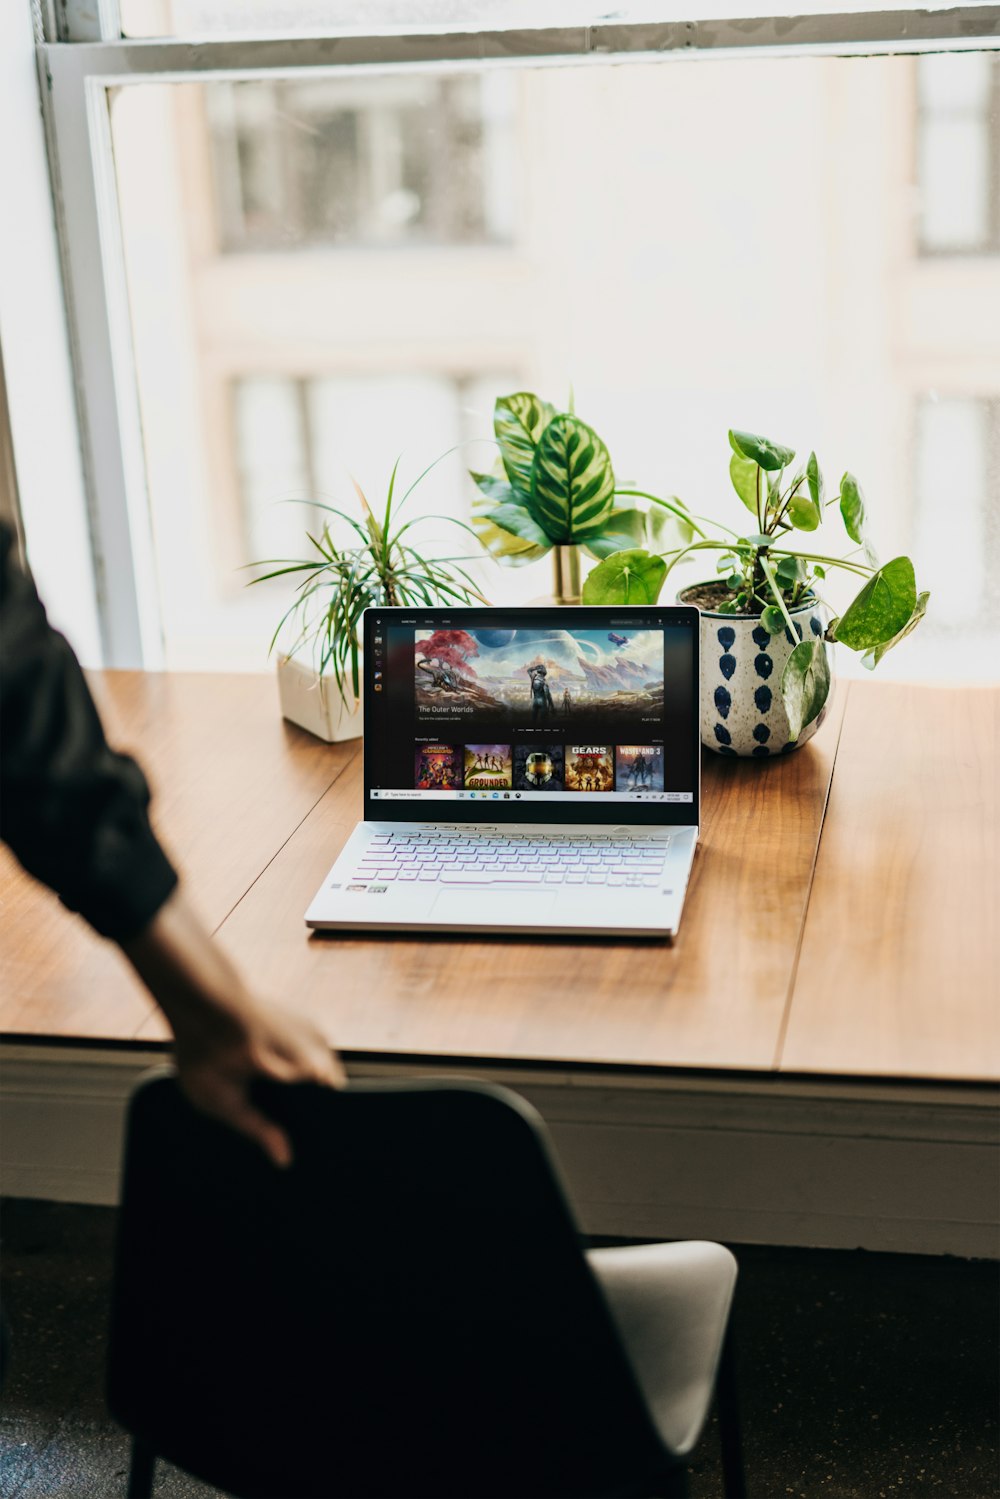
[678,585,834,758]
[276,655,363,743]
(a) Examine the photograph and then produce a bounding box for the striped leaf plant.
[469,390,695,569]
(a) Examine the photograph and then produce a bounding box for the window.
[207,75,516,252]
[917,53,1000,254]
[234,371,518,565]
[912,397,1000,665]
[35,10,1000,681]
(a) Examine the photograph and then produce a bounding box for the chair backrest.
[109,1074,669,1499]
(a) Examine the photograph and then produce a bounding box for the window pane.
[120,1,1000,40]
[207,76,514,251]
[234,378,312,561]
[918,117,990,251]
[914,398,987,623]
[109,54,1000,678]
[917,52,992,113]
[120,1,594,39]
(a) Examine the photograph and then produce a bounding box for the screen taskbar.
[370,789,694,804]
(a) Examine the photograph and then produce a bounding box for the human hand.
[123,889,344,1166]
[170,994,344,1168]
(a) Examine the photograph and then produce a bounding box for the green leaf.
[781,638,832,741]
[807,451,824,507]
[744,532,772,549]
[581,548,666,605]
[775,554,809,587]
[862,589,930,669]
[484,501,552,548]
[470,492,550,566]
[530,414,615,543]
[494,392,556,493]
[729,429,796,472]
[726,572,744,591]
[470,469,518,507]
[833,556,917,651]
[787,469,821,531]
[839,471,878,566]
[729,451,759,515]
[646,497,695,550]
[761,605,786,635]
[583,506,646,560]
[813,564,826,580]
[716,598,741,614]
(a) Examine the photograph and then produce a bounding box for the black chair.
[109,1074,745,1499]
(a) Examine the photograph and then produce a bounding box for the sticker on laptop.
[346,884,367,892]
[368,885,388,894]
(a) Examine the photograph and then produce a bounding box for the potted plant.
[580,429,929,756]
[249,465,488,742]
[469,391,690,602]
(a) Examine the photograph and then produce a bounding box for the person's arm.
[0,525,342,1163]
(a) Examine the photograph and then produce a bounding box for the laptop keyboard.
[352,830,671,888]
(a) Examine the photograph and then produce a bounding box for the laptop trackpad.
[430,889,557,926]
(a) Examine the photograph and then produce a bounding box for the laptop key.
[439,871,544,884]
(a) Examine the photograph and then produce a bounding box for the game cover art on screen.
[566,746,614,792]
[413,625,664,731]
[616,744,665,792]
[414,743,463,790]
[513,744,565,791]
[464,745,513,789]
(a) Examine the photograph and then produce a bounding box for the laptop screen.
[363,606,700,826]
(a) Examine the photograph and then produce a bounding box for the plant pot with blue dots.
[582,426,930,752]
[678,581,832,757]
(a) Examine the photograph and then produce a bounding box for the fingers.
[173,1004,346,1169]
[177,1065,294,1168]
[225,1098,295,1169]
[250,1016,346,1090]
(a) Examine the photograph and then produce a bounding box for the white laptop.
[305,604,701,938]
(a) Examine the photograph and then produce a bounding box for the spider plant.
[248,459,489,704]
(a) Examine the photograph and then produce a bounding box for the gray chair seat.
[588,1240,738,1458]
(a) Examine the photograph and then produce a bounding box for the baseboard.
[1,1044,997,1256]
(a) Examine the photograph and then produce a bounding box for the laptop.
[305,604,701,938]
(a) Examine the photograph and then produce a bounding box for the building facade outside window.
[207,75,516,252]
[917,53,1000,255]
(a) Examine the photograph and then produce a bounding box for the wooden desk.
[1,673,997,1253]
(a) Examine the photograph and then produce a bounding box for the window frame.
[35,4,1000,666]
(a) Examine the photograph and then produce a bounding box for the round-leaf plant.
[581,428,929,742]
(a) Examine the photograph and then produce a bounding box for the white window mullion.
[40,45,164,667]
[0,0,101,663]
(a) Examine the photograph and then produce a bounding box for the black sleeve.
[0,523,178,941]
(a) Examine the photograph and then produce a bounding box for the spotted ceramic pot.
[679,585,834,758]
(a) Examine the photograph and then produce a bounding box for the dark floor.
[0,1200,996,1499]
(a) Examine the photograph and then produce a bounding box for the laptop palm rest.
[430,889,557,924]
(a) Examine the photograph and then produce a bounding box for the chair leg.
[716,1324,746,1499]
[126,1435,156,1499]
[664,1464,690,1498]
